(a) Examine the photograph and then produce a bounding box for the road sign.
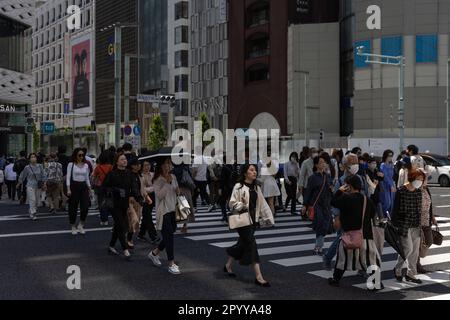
[137,94,160,104]
[133,125,141,136]
[41,122,55,134]
[124,125,132,136]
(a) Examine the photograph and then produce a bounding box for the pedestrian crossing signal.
[320,130,324,141]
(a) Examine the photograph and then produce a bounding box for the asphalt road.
[0,187,449,300]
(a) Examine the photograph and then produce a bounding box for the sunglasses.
[78,154,85,157]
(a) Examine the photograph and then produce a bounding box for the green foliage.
[148,114,166,150]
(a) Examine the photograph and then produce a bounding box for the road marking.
[418,293,450,300]
[0,227,112,238]
[436,205,450,208]
[352,270,450,292]
[439,195,450,197]
[183,221,308,234]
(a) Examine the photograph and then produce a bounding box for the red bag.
[307,174,327,221]
[341,196,366,250]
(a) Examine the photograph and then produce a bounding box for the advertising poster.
[71,34,91,110]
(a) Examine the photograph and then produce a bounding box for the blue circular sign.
[133,125,141,136]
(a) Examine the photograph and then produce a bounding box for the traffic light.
[160,95,176,107]
[25,112,34,133]
[319,129,324,141]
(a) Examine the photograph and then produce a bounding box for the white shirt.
[4,163,17,181]
[192,155,208,181]
[66,162,91,187]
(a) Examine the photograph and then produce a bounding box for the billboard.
[71,34,91,110]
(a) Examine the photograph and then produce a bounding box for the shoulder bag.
[341,196,367,250]
[432,224,443,246]
[307,174,327,221]
[228,190,252,230]
[29,165,45,189]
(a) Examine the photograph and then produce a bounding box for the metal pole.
[124,55,130,123]
[27,105,33,155]
[398,57,405,154]
[447,58,449,156]
[114,26,122,147]
[304,73,309,147]
[72,110,75,149]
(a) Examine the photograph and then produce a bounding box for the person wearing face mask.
[416,169,437,274]
[379,150,396,219]
[391,169,425,284]
[322,153,367,270]
[299,148,318,219]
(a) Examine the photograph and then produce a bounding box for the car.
[420,153,450,187]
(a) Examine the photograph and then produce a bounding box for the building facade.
[0,0,34,157]
[190,0,229,131]
[95,0,138,148]
[168,0,190,136]
[32,0,95,153]
[287,0,341,147]
[351,0,450,155]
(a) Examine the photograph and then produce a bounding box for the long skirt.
[226,225,260,266]
[335,238,381,272]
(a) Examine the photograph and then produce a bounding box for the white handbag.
[176,195,191,222]
[228,203,252,230]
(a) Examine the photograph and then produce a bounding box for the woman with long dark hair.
[224,164,274,287]
[147,158,181,274]
[66,148,92,235]
[102,153,137,260]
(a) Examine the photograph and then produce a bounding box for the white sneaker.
[71,226,78,235]
[30,213,37,220]
[168,264,181,274]
[78,224,86,235]
[148,251,162,267]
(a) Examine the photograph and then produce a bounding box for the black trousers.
[68,181,90,225]
[158,212,177,261]
[276,181,283,208]
[194,180,210,207]
[284,176,298,213]
[0,183,3,199]
[6,180,16,200]
[110,202,129,250]
[226,225,260,266]
[138,193,157,239]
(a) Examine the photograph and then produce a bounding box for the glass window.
[175,74,189,92]
[175,2,189,20]
[175,26,188,44]
[175,50,189,68]
[246,64,269,82]
[381,36,402,58]
[416,35,438,63]
[354,40,371,68]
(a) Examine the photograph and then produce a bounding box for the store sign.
[0,105,16,112]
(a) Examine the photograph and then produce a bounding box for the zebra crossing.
[184,204,450,298]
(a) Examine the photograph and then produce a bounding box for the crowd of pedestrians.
[0,143,439,288]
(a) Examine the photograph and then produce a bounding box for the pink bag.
[341,196,366,250]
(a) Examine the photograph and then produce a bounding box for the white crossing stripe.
[419,293,450,300]
[184,221,308,234]
[0,227,112,238]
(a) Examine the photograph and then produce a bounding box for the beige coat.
[154,174,179,231]
[229,183,274,227]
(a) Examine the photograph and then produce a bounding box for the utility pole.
[114,26,122,148]
[356,46,405,154]
[294,70,310,146]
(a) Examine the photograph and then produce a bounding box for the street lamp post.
[447,58,450,155]
[294,70,309,146]
[356,46,405,154]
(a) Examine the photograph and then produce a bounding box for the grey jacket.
[299,158,314,189]
[18,164,47,189]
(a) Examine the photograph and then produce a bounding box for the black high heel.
[223,265,236,277]
[393,268,403,282]
[255,279,271,287]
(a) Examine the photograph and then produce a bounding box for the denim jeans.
[324,229,342,262]
[315,235,325,249]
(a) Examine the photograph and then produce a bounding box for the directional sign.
[133,125,141,136]
[41,122,55,134]
[136,94,160,104]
